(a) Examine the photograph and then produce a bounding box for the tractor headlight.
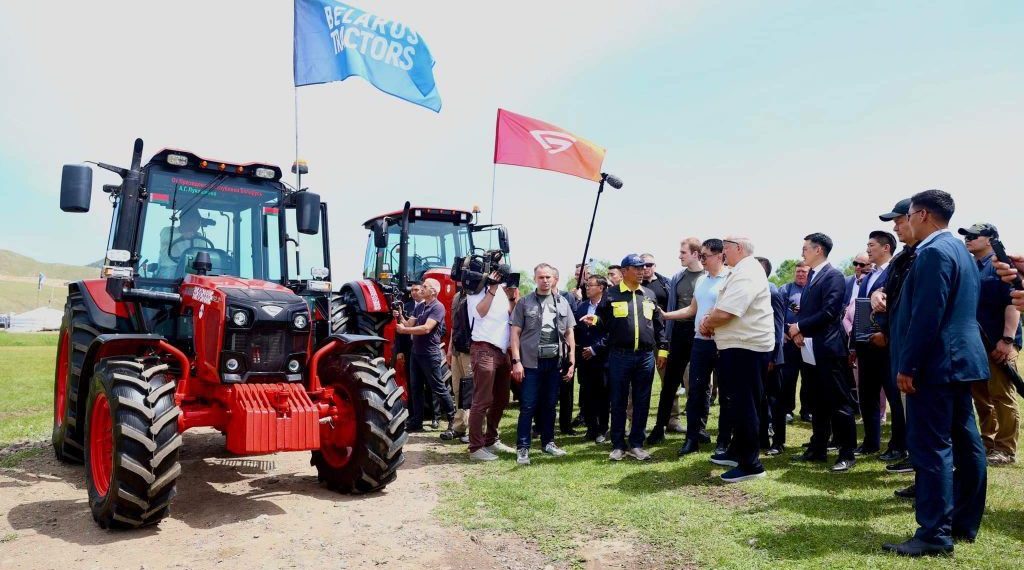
[292,313,308,329]
[287,359,302,373]
[232,310,249,327]
[254,167,275,179]
[166,154,189,167]
[225,358,240,372]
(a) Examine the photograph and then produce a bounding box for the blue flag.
[294,0,441,112]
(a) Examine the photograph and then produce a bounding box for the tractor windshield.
[137,168,283,280]
[363,220,472,282]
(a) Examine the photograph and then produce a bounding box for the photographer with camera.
[393,278,458,440]
[458,251,521,461]
[960,223,1022,466]
[509,263,577,465]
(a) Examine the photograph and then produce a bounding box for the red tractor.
[330,203,511,401]
[52,139,407,529]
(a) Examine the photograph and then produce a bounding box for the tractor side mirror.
[294,191,320,235]
[60,164,93,212]
[372,219,388,248]
[498,227,510,254]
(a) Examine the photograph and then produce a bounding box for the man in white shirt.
[701,236,775,483]
[466,272,520,461]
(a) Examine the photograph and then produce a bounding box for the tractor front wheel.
[312,355,408,493]
[83,358,182,529]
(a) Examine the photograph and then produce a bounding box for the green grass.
[0,332,57,447]
[439,366,1024,569]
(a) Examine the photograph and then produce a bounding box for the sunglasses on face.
[852,262,869,268]
[642,263,655,268]
[964,234,980,242]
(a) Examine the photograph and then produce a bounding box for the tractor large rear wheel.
[312,355,408,493]
[84,358,182,529]
[52,292,97,463]
[330,288,390,358]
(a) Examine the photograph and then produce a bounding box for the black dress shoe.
[881,538,953,557]
[678,440,700,456]
[951,533,976,544]
[886,459,915,474]
[894,484,916,499]
[799,413,813,422]
[560,428,578,436]
[792,450,827,462]
[831,458,856,472]
[646,426,666,445]
[765,445,785,456]
[879,449,908,462]
[853,446,879,457]
[697,430,712,444]
[571,415,586,428]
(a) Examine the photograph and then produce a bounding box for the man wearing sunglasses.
[959,223,1022,467]
[845,253,873,312]
[883,190,988,557]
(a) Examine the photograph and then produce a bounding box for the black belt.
[609,346,654,354]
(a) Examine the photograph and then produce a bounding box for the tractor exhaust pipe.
[397,201,411,294]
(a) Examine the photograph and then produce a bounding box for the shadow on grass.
[750,522,901,560]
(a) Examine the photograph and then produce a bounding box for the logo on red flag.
[493,109,606,182]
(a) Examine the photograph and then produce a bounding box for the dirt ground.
[0,430,562,570]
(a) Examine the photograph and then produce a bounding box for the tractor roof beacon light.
[576,172,623,293]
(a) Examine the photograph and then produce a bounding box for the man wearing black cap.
[579,254,668,461]
[873,198,919,483]
[960,222,1022,466]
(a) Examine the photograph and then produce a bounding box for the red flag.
[493,109,606,182]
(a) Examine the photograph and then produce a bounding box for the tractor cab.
[361,205,510,290]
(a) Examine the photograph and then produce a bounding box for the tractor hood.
[182,274,295,294]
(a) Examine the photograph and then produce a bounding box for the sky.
[1,1,1022,286]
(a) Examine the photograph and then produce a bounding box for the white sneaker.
[626,447,652,461]
[485,441,515,455]
[542,442,567,457]
[609,449,625,461]
[470,448,498,461]
[667,422,686,434]
[595,434,607,444]
[460,434,470,444]
[676,387,686,396]
[516,449,530,465]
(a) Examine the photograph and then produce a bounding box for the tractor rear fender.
[309,333,387,392]
[341,280,390,314]
[75,280,129,330]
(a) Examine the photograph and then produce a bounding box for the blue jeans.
[608,350,655,450]
[516,358,562,450]
[410,351,455,429]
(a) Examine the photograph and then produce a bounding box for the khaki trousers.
[450,351,473,434]
[972,354,1020,457]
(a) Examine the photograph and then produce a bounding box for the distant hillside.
[0,249,97,282]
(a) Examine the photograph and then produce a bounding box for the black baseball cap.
[879,198,912,221]
[957,223,999,239]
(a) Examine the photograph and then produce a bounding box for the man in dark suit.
[853,231,907,462]
[575,274,609,441]
[757,257,788,455]
[883,190,989,557]
[788,232,857,472]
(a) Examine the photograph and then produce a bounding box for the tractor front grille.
[228,329,287,373]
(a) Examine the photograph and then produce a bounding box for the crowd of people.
[395,188,1023,557]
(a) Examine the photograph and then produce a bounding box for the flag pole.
[489,163,497,224]
[294,86,301,192]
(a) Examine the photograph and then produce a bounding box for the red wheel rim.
[319,386,358,469]
[54,330,70,427]
[89,393,113,497]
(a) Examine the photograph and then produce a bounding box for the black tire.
[83,358,182,529]
[312,355,408,493]
[52,292,97,463]
[330,288,390,358]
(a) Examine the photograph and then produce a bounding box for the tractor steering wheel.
[168,235,215,262]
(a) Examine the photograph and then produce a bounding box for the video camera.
[452,250,520,295]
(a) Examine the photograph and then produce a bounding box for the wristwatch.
[511,358,520,365]
[1000,336,1015,345]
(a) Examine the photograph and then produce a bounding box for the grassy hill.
[0,249,97,314]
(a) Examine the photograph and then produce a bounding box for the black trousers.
[409,352,455,428]
[684,338,719,443]
[558,375,575,431]
[857,342,907,452]
[781,342,813,417]
[807,356,857,460]
[759,363,786,448]
[654,322,695,428]
[719,348,771,471]
[577,356,609,437]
